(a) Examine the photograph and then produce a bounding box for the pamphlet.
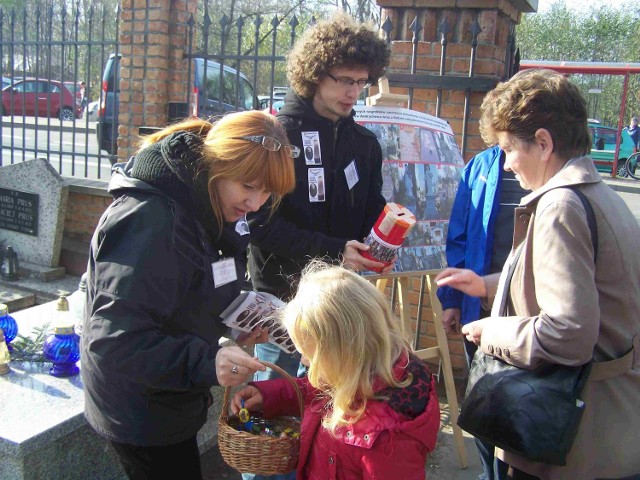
[220,291,296,354]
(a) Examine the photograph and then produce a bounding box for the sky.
[537,0,633,13]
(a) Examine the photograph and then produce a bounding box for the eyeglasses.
[326,73,372,89]
[234,135,300,158]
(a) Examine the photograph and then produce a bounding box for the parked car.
[97,54,258,158]
[272,86,289,99]
[258,95,272,110]
[86,100,99,122]
[263,99,285,116]
[1,78,82,121]
[588,121,634,177]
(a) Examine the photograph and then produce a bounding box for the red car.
[1,78,82,121]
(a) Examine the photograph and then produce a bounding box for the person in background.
[437,145,526,480]
[627,116,639,153]
[81,111,296,480]
[436,68,640,479]
[80,81,88,111]
[232,262,440,480]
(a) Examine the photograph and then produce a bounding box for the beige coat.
[480,157,640,479]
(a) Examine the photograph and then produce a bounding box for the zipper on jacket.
[333,119,355,207]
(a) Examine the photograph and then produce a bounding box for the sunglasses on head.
[234,135,300,158]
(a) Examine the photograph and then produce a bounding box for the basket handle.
[220,360,305,422]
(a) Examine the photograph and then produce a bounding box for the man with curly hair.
[245,14,393,478]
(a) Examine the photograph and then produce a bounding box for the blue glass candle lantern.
[0,303,18,351]
[43,295,80,377]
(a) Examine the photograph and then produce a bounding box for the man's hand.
[342,240,388,272]
[441,308,462,335]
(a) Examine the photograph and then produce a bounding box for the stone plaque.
[0,158,68,267]
[0,187,39,236]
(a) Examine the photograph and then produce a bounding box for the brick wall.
[117,0,197,161]
[59,182,112,276]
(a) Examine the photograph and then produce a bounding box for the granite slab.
[0,299,224,480]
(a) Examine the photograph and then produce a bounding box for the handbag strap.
[567,186,598,263]
[495,186,596,318]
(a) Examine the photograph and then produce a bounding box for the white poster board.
[354,106,465,273]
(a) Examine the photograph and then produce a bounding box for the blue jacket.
[436,146,503,326]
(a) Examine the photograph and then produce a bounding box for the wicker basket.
[218,361,304,475]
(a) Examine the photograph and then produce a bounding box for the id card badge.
[301,131,322,165]
[212,258,237,288]
[308,167,326,202]
[344,160,359,190]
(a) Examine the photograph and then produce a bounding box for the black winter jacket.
[82,150,249,446]
[248,93,386,299]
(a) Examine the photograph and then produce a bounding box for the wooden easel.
[365,78,468,469]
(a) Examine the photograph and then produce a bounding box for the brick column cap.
[376,0,537,15]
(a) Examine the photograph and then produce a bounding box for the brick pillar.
[376,0,535,376]
[378,0,532,160]
[118,0,197,161]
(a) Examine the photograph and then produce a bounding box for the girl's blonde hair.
[137,111,296,228]
[282,261,411,434]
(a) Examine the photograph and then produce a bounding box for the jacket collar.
[277,91,356,128]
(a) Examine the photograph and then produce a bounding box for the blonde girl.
[232,262,440,480]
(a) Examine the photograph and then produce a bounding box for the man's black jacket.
[248,93,386,299]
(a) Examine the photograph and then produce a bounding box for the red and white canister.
[361,203,416,272]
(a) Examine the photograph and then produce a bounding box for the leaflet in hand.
[220,291,296,354]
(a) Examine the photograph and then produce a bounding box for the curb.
[601,177,640,194]
[2,120,95,134]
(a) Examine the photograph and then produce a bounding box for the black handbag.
[457,187,598,466]
[458,352,592,466]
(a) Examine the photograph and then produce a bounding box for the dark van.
[97,54,257,159]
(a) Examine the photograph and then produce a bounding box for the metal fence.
[0,2,510,179]
[0,4,119,180]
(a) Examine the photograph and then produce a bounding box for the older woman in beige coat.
[437,69,640,480]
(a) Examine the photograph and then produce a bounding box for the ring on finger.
[231,364,239,374]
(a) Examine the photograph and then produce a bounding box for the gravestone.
[0,159,68,268]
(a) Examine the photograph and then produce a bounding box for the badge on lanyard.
[308,167,325,202]
[212,257,237,288]
[344,160,359,190]
[301,131,322,165]
[235,216,250,236]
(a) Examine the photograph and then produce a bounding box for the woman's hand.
[215,346,266,387]
[231,385,264,414]
[461,319,487,346]
[435,268,487,298]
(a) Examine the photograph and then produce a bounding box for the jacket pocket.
[147,389,208,418]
